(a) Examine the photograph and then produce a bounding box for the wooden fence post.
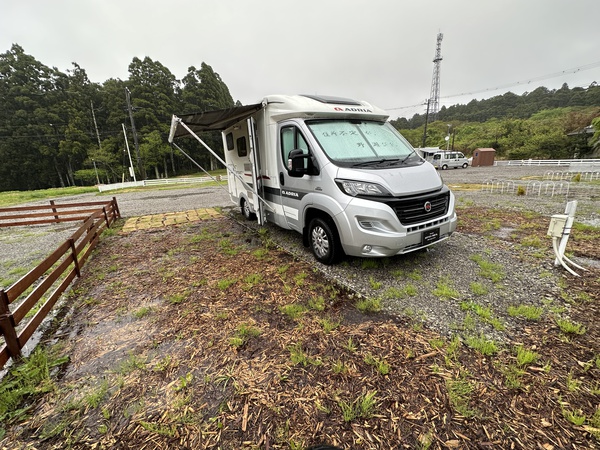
[0,289,21,361]
[50,200,59,223]
[112,197,121,219]
[69,238,81,277]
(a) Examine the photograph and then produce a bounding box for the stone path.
[121,208,223,233]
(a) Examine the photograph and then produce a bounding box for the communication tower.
[428,33,444,121]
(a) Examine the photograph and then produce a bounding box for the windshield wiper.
[351,158,398,168]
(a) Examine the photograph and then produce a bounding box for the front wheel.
[308,217,342,265]
[441,164,448,170]
[462,163,468,168]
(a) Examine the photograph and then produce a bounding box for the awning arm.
[169,116,273,215]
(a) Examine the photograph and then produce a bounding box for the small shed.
[471,148,496,167]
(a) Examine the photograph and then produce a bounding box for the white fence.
[495,159,600,168]
[97,176,216,192]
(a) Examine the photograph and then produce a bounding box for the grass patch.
[464,334,499,356]
[433,277,459,300]
[364,353,391,375]
[355,297,382,313]
[555,318,586,335]
[279,303,308,320]
[469,282,488,296]
[446,376,477,418]
[0,186,98,207]
[469,254,505,283]
[507,304,543,320]
[337,390,377,422]
[515,345,539,367]
[288,343,322,367]
[229,323,261,348]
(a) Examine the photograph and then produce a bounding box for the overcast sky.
[1,0,600,120]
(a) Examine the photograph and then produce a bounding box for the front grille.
[386,189,450,225]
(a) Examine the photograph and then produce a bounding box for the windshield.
[306,120,421,168]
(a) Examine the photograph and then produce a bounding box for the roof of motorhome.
[169,94,389,140]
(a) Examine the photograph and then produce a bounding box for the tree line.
[391,84,600,159]
[0,44,234,192]
[2,43,599,192]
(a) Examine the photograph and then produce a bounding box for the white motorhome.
[168,94,457,264]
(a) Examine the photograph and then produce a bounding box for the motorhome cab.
[430,151,469,170]
[168,95,457,264]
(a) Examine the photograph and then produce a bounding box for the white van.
[168,95,457,264]
[429,151,469,170]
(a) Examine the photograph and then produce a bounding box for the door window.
[281,126,309,169]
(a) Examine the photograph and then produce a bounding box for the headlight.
[335,179,391,197]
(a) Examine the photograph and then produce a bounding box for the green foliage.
[507,304,543,320]
[279,303,307,320]
[355,297,382,313]
[433,277,460,300]
[337,391,377,422]
[556,318,586,335]
[469,254,505,283]
[465,334,499,356]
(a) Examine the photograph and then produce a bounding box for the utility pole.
[122,123,137,183]
[422,99,430,148]
[125,88,145,179]
[90,101,102,150]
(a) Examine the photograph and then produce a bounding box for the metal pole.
[92,159,100,184]
[122,123,137,183]
[125,88,145,179]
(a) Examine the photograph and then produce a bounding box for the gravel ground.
[2,166,599,342]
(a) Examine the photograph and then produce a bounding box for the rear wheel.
[308,217,342,265]
[240,198,256,220]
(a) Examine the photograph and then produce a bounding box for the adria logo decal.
[334,107,373,113]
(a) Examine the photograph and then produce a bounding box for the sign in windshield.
[307,120,418,167]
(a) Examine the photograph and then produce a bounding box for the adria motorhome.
[168,94,457,264]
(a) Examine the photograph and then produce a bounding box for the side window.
[281,126,309,169]
[237,136,247,157]
[226,133,234,151]
[433,154,440,160]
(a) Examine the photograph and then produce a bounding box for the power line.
[385,60,600,112]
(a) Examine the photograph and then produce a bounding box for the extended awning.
[168,103,264,142]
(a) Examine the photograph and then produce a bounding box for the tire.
[240,198,256,220]
[462,163,468,168]
[441,164,448,170]
[308,217,342,265]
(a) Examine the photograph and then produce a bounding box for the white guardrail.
[97,176,217,192]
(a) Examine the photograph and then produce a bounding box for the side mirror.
[287,149,307,177]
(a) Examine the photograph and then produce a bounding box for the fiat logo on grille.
[424,201,432,212]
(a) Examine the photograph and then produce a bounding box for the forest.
[1,43,599,192]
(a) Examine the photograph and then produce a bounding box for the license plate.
[422,228,440,245]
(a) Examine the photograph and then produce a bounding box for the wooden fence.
[0,198,120,369]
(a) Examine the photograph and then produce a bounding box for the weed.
[319,317,341,333]
[465,334,498,356]
[308,296,326,311]
[279,303,307,320]
[132,306,153,319]
[446,376,477,418]
[429,338,445,350]
[218,238,239,256]
[384,284,418,299]
[84,379,109,408]
[252,248,270,260]
[243,273,263,288]
[507,304,543,320]
[555,318,586,335]
[369,277,382,290]
[277,264,290,275]
[460,300,505,331]
[470,254,505,283]
[118,353,146,374]
[360,259,379,270]
[516,185,526,196]
[469,281,488,296]
[498,363,526,389]
[230,323,261,348]
[168,290,190,304]
[364,353,391,375]
[332,359,349,374]
[344,337,358,353]
[355,297,381,313]
[515,345,539,367]
[216,278,237,290]
[140,421,177,437]
[433,277,459,300]
[288,343,322,367]
[563,409,586,426]
[566,372,582,392]
[294,271,308,286]
[338,390,377,422]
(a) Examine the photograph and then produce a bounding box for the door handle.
[279,172,285,185]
